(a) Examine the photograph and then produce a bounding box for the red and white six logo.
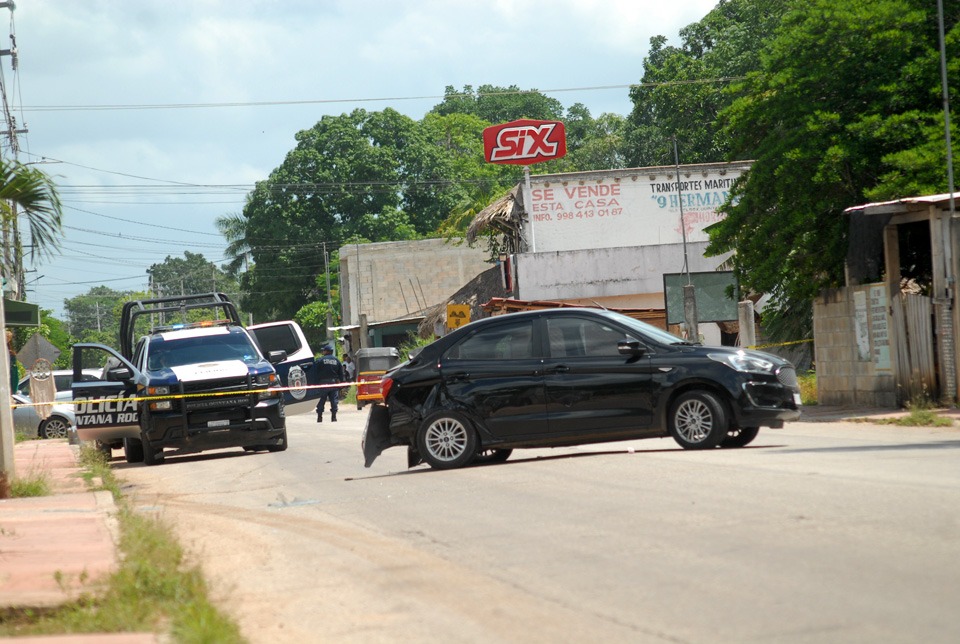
[483,119,567,165]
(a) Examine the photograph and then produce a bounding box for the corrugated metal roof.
[845,192,959,214]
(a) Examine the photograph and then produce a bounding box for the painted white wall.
[515,242,732,302]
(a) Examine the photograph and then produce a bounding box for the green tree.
[708,0,958,341]
[64,286,132,343]
[238,108,478,322]
[624,0,788,166]
[146,251,240,301]
[431,84,564,123]
[1,158,64,262]
[37,309,73,369]
[215,212,250,278]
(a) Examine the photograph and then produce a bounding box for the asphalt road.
[114,405,960,644]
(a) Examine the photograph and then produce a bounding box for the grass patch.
[10,472,53,498]
[9,470,51,498]
[873,395,955,427]
[0,446,245,642]
[873,408,956,427]
[798,370,817,405]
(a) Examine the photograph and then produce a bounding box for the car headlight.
[708,351,776,375]
[147,385,173,410]
[255,373,276,386]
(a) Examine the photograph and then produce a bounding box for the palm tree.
[215,212,250,277]
[0,158,64,264]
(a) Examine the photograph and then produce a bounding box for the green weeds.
[798,370,817,405]
[9,470,51,498]
[0,446,245,642]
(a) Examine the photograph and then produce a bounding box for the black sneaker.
[316,414,323,423]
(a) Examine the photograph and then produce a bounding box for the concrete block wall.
[813,286,898,408]
[339,239,490,325]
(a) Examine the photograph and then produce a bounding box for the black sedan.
[362,308,801,470]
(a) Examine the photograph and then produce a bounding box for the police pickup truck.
[72,293,288,465]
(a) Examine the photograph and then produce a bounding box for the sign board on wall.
[663,272,739,325]
[524,162,749,253]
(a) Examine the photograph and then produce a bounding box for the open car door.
[71,343,142,459]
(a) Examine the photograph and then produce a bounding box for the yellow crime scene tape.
[746,338,814,351]
[10,379,380,410]
[11,341,814,411]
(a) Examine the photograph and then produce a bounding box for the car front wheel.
[39,416,71,439]
[669,391,728,450]
[417,411,477,470]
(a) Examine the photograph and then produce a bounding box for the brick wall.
[813,286,898,408]
[339,239,489,325]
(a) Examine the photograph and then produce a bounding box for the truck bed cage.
[119,292,242,359]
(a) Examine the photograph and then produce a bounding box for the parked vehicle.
[362,308,801,470]
[248,320,323,415]
[17,369,100,401]
[11,393,76,439]
[355,347,401,410]
[72,293,288,465]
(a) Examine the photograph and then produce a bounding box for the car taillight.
[380,376,394,401]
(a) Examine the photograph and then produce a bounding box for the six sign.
[483,119,567,165]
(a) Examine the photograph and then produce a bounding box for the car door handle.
[446,372,470,382]
[545,365,570,374]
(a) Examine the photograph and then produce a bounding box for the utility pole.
[323,242,333,342]
[673,136,699,342]
[0,1,23,492]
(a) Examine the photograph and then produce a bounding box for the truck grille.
[182,376,250,393]
[181,376,254,411]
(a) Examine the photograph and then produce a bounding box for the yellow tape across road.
[10,380,377,409]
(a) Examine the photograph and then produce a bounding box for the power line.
[15,78,746,113]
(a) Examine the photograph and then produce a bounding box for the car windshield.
[595,310,690,346]
[147,331,262,370]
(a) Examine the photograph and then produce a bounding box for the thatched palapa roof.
[466,184,524,250]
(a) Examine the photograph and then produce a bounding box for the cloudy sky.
[10,0,718,318]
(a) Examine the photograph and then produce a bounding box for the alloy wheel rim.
[425,417,468,462]
[44,419,69,438]
[676,399,712,443]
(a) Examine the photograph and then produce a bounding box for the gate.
[890,293,937,403]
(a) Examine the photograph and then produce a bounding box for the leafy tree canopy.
[625,0,788,167]
[707,0,959,341]
[431,84,564,123]
[147,251,239,302]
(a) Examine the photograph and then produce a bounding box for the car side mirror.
[618,340,645,357]
[267,350,287,364]
[107,366,133,382]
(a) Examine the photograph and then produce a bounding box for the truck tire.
[142,437,165,466]
[123,437,145,463]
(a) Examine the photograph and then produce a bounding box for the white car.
[17,368,101,402]
[11,393,76,439]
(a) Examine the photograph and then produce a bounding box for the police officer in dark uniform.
[314,343,343,422]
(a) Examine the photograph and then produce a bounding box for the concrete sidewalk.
[0,439,156,643]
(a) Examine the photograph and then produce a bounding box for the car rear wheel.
[39,416,70,439]
[669,391,728,450]
[417,411,477,470]
[722,426,760,448]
